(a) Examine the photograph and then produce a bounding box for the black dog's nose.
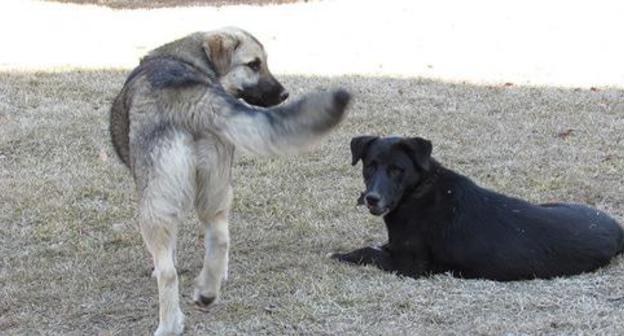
[365,194,380,206]
[279,90,289,101]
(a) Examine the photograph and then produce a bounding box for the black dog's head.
[350,136,433,216]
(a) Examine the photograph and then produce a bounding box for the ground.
[47,0,301,9]
[1,0,624,335]
[1,70,623,335]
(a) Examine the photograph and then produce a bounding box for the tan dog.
[109,27,350,335]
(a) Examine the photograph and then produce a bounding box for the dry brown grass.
[1,70,623,335]
[44,0,303,9]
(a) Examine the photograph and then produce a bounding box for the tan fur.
[109,27,351,335]
[146,27,270,97]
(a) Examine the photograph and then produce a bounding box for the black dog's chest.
[384,210,436,251]
[383,193,474,272]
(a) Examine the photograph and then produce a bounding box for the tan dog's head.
[202,27,288,107]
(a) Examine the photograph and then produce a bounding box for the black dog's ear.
[399,137,433,171]
[350,136,377,166]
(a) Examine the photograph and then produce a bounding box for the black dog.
[331,136,624,281]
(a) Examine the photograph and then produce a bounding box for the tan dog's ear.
[202,32,240,75]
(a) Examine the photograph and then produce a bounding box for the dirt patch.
[45,0,305,9]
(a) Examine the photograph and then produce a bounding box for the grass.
[45,0,303,9]
[1,70,623,335]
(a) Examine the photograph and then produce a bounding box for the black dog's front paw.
[328,250,363,265]
[329,246,390,266]
[328,252,349,262]
[331,253,356,264]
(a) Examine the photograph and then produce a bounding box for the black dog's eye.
[388,165,404,177]
[246,59,261,71]
[365,161,377,174]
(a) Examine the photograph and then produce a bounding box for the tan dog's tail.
[110,85,132,167]
[210,89,351,155]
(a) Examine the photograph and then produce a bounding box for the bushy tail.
[109,85,132,167]
[209,88,351,155]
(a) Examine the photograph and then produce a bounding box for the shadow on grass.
[0,69,623,335]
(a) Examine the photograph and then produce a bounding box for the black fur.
[333,136,624,281]
[139,56,212,89]
[238,75,287,107]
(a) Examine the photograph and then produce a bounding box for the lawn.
[46,0,302,9]
[1,69,623,335]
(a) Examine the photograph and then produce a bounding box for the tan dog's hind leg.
[193,207,230,308]
[142,226,185,336]
[137,131,195,336]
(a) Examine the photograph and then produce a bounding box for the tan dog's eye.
[246,59,261,71]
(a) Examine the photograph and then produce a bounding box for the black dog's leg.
[332,244,429,278]
[391,251,428,278]
[331,246,394,271]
